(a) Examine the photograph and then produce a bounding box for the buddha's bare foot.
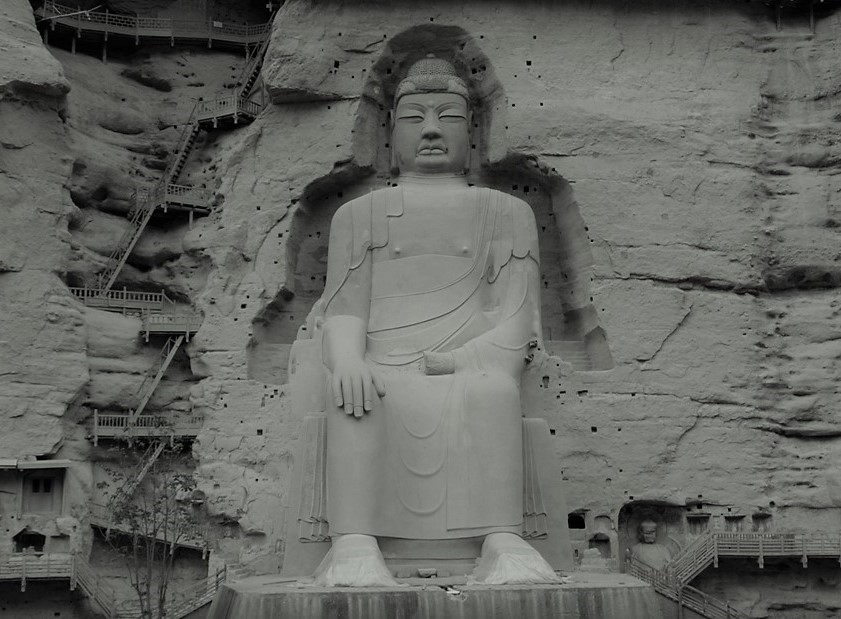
[310,534,402,587]
[468,532,566,585]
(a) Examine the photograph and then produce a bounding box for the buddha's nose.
[421,119,442,138]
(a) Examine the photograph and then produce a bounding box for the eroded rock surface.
[3,2,841,615]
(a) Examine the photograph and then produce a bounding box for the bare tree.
[96,440,201,619]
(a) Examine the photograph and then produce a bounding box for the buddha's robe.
[631,543,673,570]
[321,180,541,539]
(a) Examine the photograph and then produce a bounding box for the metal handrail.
[40,1,270,43]
[628,556,748,619]
[69,287,173,308]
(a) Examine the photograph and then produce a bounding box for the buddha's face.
[639,522,658,544]
[392,92,470,175]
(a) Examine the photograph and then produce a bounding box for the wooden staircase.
[668,531,841,584]
[96,193,160,293]
[111,441,167,504]
[627,556,748,619]
[81,13,275,295]
[88,501,208,553]
[629,530,841,619]
[237,28,273,100]
[72,552,226,619]
[128,335,184,425]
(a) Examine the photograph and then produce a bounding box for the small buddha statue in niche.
[630,520,672,571]
[310,56,560,586]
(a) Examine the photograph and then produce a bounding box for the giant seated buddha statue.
[282,56,572,586]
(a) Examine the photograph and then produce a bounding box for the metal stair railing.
[89,502,208,552]
[237,26,273,100]
[127,335,185,425]
[627,556,749,619]
[73,553,224,619]
[158,567,226,618]
[713,531,841,568]
[69,287,174,313]
[109,441,167,506]
[97,188,160,293]
[73,553,121,618]
[666,531,716,584]
[78,8,274,292]
[92,411,203,444]
[166,108,201,183]
[39,1,271,45]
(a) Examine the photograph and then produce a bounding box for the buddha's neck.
[398,173,469,188]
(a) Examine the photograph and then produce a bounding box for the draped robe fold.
[321,183,541,539]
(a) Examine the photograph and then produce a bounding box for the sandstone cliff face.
[3,0,841,614]
[187,0,841,580]
[0,0,80,458]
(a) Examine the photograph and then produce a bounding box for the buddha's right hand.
[331,359,386,418]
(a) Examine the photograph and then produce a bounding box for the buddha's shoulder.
[472,188,536,230]
[331,191,378,223]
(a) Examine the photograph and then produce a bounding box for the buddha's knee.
[464,371,520,414]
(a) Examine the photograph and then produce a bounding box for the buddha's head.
[391,55,471,176]
[638,520,658,545]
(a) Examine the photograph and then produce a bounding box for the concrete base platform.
[206,572,664,619]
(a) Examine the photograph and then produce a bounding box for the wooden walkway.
[71,552,225,619]
[91,411,203,442]
[0,553,74,591]
[627,556,748,619]
[69,288,202,339]
[88,502,208,553]
[667,531,841,585]
[37,1,271,49]
[53,10,273,295]
[629,530,841,619]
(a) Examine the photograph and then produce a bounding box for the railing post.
[20,549,27,592]
[758,536,764,569]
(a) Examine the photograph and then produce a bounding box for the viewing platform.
[627,530,841,619]
[36,1,271,49]
[90,411,203,443]
[667,531,841,584]
[69,288,202,339]
[0,553,73,591]
[88,502,208,553]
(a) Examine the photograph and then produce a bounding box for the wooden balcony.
[0,552,73,591]
[37,1,271,47]
[91,411,202,442]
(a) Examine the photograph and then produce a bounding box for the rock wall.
[187,0,841,578]
[3,0,841,614]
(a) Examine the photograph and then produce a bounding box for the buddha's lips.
[417,144,447,155]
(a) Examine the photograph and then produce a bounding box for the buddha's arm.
[424,256,541,380]
[459,255,541,377]
[322,203,384,417]
[425,199,542,379]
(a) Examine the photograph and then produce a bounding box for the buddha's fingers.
[352,375,364,418]
[340,375,353,415]
[332,373,343,408]
[371,371,386,398]
[362,375,373,412]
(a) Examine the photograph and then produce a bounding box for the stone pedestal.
[206,572,663,619]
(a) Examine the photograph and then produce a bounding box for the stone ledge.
[207,572,663,619]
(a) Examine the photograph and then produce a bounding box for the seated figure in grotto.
[307,55,565,586]
[630,520,673,571]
